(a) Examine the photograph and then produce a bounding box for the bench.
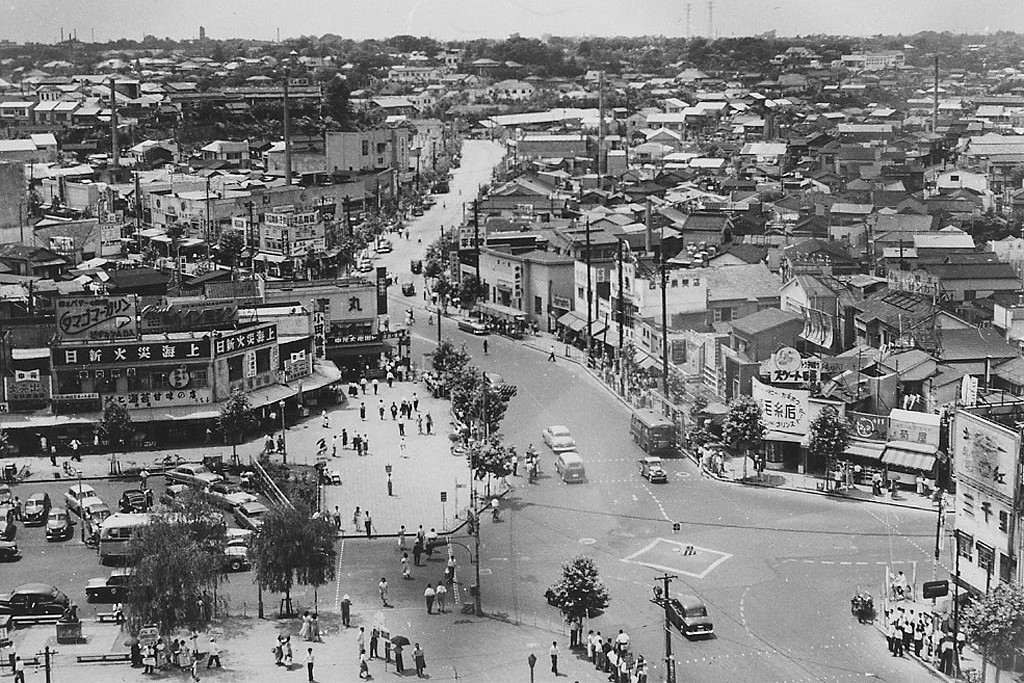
[76,654,131,664]
[11,614,61,627]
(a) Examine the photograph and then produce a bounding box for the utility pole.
[654,574,678,683]
[437,224,444,346]
[616,239,625,358]
[933,489,943,560]
[596,70,605,191]
[585,218,593,359]
[109,77,119,169]
[134,171,142,252]
[661,232,670,397]
[39,646,54,683]
[473,198,481,286]
[469,510,483,616]
[283,70,292,186]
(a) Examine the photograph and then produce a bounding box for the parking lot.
[1,473,262,619]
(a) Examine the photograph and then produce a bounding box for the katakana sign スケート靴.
[56,295,138,341]
[54,338,211,366]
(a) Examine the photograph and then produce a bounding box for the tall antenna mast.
[686,3,692,39]
[707,0,714,38]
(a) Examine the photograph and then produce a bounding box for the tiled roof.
[708,263,782,302]
[731,307,802,335]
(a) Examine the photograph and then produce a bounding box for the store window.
[956,531,973,560]
[256,348,273,373]
[228,355,244,382]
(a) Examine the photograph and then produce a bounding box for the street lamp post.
[78,468,86,542]
[278,399,287,464]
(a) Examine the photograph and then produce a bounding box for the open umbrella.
[390,635,411,647]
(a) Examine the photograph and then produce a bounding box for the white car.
[542,425,577,453]
[165,464,223,489]
[235,501,269,531]
[64,484,97,515]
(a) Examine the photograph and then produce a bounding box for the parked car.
[161,484,189,507]
[402,282,415,297]
[0,484,12,506]
[208,482,258,511]
[72,495,104,519]
[411,207,424,217]
[82,500,111,527]
[0,518,15,541]
[119,489,150,513]
[457,318,489,335]
[225,528,254,549]
[22,493,51,526]
[553,452,586,483]
[85,568,132,602]
[376,240,393,254]
[665,595,714,637]
[542,426,577,453]
[0,540,20,562]
[45,508,74,541]
[234,501,269,531]
[0,583,70,616]
[410,259,423,274]
[64,483,97,515]
[357,259,374,273]
[638,456,668,483]
[165,464,223,489]
[223,545,251,573]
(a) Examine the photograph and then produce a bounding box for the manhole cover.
[579,538,596,545]
[676,471,692,478]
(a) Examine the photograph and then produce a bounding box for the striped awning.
[845,440,885,461]
[882,441,937,472]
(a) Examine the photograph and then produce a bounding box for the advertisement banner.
[751,377,809,434]
[138,301,238,334]
[56,295,138,341]
[376,267,389,315]
[761,346,821,385]
[849,411,888,441]
[213,323,277,357]
[110,388,213,410]
[888,408,941,447]
[4,376,50,403]
[953,410,1019,503]
[55,338,211,366]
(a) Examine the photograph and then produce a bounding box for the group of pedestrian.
[358,632,428,679]
[352,507,376,538]
[583,629,648,683]
[885,606,962,673]
[298,611,322,642]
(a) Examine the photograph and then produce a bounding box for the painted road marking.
[334,538,346,610]
[622,538,732,579]
[579,538,596,545]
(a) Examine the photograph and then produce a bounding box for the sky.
[2,0,1023,44]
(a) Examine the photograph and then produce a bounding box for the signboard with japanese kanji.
[751,377,809,434]
[887,408,940,447]
[953,409,1019,503]
[54,338,211,366]
[761,347,821,385]
[4,376,50,403]
[56,295,138,341]
[213,323,277,357]
[111,388,213,409]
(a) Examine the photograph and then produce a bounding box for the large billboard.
[56,295,138,341]
[751,377,809,434]
[953,410,1020,503]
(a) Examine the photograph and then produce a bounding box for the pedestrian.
[550,641,559,675]
[359,403,366,421]
[352,434,362,455]
[885,616,896,654]
[362,434,370,455]
[892,622,904,657]
[483,339,488,354]
[587,630,596,662]
[331,434,337,458]
[358,650,370,679]
[417,413,424,435]
[615,629,629,654]
[368,628,378,658]
[402,552,412,579]
[340,595,351,627]
[333,506,342,530]
[378,577,390,607]
[364,511,373,538]
[12,496,21,521]
[634,655,648,683]
[305,647,315,682]
[390,402,398,420]
[570,617,581,649]
[398,525,407,549]
[387,370,395,388]
[378,400,386,420]
[300,611,311,640]
[424,583,435,614]
[395,643,405,673]
[207,638,221,668]
[398,418,406,436]
[310,613,321,640]
[387,473,394,496]
[283,636,293,666]
[49,444,57,467]
[13,655,24,683]
[360,376,368,394]
[322,410,330,429]
[413,392,419,411]
[373,378,379,394]
[435,581,447,613]
[413,538,423,566]
[357,627,366,654]
[548,344,556,362]
[914,624,924,658]
[273,636,284,666]
[400,436,408,458]
[594,632,604,670]
[353,506,362,529]
[414,643,426,677]
[425,413,433,435]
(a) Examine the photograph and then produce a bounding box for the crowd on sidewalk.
[883,600,965,675]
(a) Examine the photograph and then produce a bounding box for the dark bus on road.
[630,410,677,457]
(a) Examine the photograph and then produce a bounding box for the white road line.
[334,537,345,610]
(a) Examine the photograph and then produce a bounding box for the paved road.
[425,322,946,683]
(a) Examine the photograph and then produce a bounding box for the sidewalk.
[30,538,611,683]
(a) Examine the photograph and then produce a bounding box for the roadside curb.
[519,338,942,516]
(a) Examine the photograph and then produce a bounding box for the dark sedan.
[0,540,20,562]
[45,508,74,541]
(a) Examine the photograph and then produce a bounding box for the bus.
[630,409,678,457]
[98,512,152,564]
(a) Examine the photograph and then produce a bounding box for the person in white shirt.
[549,641,559,675]
[206,637,221,668]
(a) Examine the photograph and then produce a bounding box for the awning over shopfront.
[764,430,804,443]
[290,361,343,392]
[557,310,587,333]
[881,440,937,472]
[845,440,885,461]
[633,348,660,371]
[475,301,526,322]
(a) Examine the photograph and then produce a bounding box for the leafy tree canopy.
[722,395,764,454]
[547,555,610,621]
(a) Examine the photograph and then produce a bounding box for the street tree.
[546,555,610,622]
[250,507,336,617]
[464,436,511,480]
[722,395,764,480]
[166,221,186,283]
[217,228,244,276]
[125,489,227,636]
[218,388,256,465]
[449,366,515,436]
[432,339,471,379]
[100,399,134,452]
[457,275,486,309]
[962,581,1024,682]
[808,406,848,489]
